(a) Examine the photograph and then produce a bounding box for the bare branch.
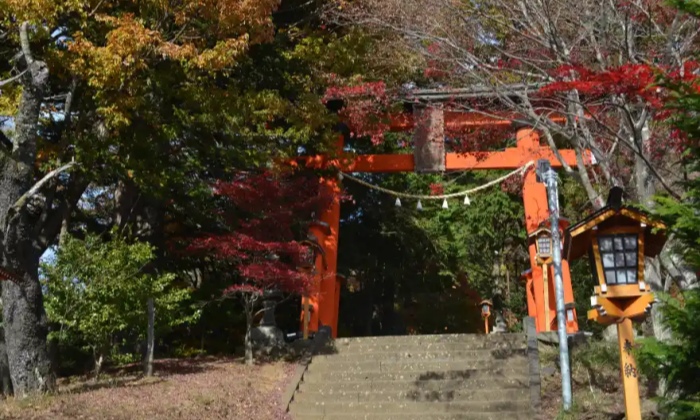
[0,69,28,87]
[9,161,77,217]
[19,22,34,66]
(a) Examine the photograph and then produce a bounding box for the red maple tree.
[188,170,332,363]
[329,0,700,212]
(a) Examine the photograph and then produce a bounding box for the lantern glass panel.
[602,253,615,268]
[537,235,551,256]
[598,234,639,285]
[482,304,489,314]
[599,237,613,251]
[617,270,628,283]
[614,237,624,251]
[615,253,625,267]
[567,309,574,322]
[605,270,617,284]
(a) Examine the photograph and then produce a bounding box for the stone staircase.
[288,332,539,420]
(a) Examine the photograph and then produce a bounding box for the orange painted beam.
[302,148,588,173]
[344,154,415,173]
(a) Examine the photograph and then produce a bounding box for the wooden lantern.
[563,187,667,420]
[528,219,578,332]
[564,195,666,325]
[532,227,553,264]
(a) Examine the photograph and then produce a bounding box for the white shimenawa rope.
[339,161,534,201]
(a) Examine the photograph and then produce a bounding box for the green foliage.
[668,0,700,17]
[637,292,700,418]
[41,233,198,367]
[572,340,619,372]
[637,20,700,416]
[336,134,530,334]
[654,81,700,269]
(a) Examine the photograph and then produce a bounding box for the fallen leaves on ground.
[1,357,296,420]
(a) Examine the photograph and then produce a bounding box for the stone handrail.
[281,326,332,413]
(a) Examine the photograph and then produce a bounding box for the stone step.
[307,357,528,374]
[299,377,529,393]
[312,349,526,363]
[321,343,526,356]
[293,412,534,420]
[324,341,526,355]
[293,387,529,404]
[333,333,524,345]
[302,368,528,384]
[289,400,532,417]
[288,334,535,420]
[330,335,524,348]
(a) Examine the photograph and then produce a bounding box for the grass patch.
[541,340,659,419]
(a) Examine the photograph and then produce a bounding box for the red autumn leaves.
[189,172,333,296]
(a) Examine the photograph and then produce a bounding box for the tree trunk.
[0,156,56,396]
[381,273,395,335]
[1,273,54,396]
[633,123,667,331]
[94,352,104,379]
[0,25,55,397]
[244,297,254,366]
[143,297,155,377]
[0,327,13,397]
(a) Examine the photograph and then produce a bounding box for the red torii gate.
[298,108,590,337]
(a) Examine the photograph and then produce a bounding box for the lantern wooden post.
[617,318,641,420]
[480,300,492,334]
[302,296,310,340]
[564,187,667,420]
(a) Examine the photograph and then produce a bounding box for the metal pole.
[537,160,573,411]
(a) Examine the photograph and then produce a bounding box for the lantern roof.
[528,218,571,239]
[564,188,666,261]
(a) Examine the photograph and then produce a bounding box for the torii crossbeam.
[297,108,591,337]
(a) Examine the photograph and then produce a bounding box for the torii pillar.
[519,129,578,334]
[303,137,343,338]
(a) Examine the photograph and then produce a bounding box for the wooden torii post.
[298,107,591,338]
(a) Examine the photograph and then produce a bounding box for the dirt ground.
[0,357,296,420]
[539,342,660,420]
